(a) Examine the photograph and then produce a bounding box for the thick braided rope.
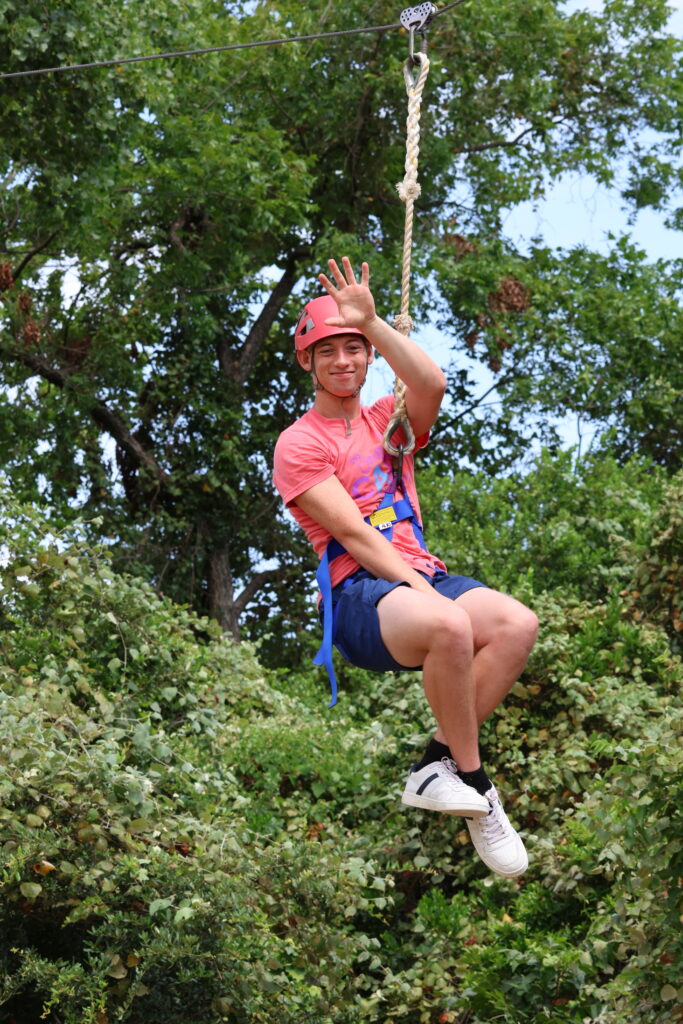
[383,51,431,458]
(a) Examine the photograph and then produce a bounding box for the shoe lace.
[441,756,459,775]
[480,799,508,845]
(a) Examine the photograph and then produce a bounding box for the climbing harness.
[314,7,435,705]
[313,474,429,707]
[382,4,434,491]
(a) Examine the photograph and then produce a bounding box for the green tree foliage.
[435,239,683,471]
[0,0,681,640]
[1,461,682,1022]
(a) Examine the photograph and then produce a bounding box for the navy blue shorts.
[320,569,488,673]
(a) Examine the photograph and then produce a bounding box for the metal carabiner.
[394,444,405,494]
[400,3,438,62]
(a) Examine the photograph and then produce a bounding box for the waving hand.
[318,257,377,333]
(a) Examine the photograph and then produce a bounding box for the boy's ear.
[296,348,313,371]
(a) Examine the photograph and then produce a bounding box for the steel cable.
[0,1,469,81]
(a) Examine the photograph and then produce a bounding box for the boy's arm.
[294,474,434,595]
[320,257,446,437]
[363,314,446,439]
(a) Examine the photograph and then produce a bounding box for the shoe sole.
[466,825,529,876]
[401,792,489,818]
[494,859,529,878]
[469,849,529,877]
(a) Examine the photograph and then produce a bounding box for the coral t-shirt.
[273,395,446,587]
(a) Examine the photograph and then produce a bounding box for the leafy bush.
[626,473,683,654]
[0,497,378,1023]
[1,466,682,1024]
[418,450,665,604]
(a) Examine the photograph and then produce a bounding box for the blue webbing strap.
[312,536,346,708]
[313,491,426,706]
[313,545,338,708]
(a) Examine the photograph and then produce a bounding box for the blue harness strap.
[312,542,342,708]
[313,488,427,706]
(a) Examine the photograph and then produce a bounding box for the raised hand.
[318,257,377,332]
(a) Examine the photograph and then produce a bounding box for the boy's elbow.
[425,368,447,402]
[423,364,446,397]
[336,518,375,551]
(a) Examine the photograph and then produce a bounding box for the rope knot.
[397,179,422,203]
[392,312,414,335]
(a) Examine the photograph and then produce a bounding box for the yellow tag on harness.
[369,506,398,528]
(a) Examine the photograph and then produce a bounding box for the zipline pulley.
[400,3,438,61]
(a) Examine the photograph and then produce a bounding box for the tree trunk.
[207,545,241,639]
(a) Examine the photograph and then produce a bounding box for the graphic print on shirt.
[348,445,393,501]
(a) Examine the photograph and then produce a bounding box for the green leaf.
[148,898,173,916]
[20,882,42,899]
[173,905,195,925]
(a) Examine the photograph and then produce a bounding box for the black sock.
[413,738,452,772]
[457,765,492,797]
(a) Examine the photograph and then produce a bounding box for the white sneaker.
[466,785,528,877]
[401,758,490,818]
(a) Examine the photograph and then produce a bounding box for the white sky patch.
[503,172,683,262]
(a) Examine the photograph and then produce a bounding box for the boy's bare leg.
[378,585,538,753]
[380,584,536,879]
[376,586,481,770]
[455,588,539,725]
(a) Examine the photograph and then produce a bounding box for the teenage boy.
[273,257,538,876]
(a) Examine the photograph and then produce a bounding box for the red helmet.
[294,294,365,352]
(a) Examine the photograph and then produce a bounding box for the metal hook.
[400,3,438,61]
[395,444,405,493]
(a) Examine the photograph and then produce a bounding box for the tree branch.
[457,124,538,155]
[168,207,189,253]
[217,254,305,386]
[237,257,303,384]
[12,229,61,281]
[431,370,519,437]
[16,350,166,482]
[234,567,285,620]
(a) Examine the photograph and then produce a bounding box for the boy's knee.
[510,606,539,651]
[432,605,474,655]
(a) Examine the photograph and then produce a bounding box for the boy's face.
[297,334,373,396]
